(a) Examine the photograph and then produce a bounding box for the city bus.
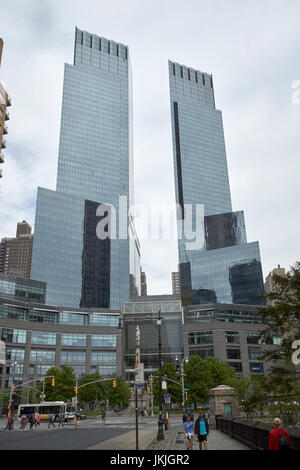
[17,401,69,421]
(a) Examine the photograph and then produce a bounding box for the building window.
[29,310,58,324]
[6,347,25,361]
[98,365,116,376]
[225,331,240,344]
[61,334,86,347]
[36,364,55,376]
[248,348,262,360]
[228,362,242,373]
[60,351,86,363]
[60,312,88,326]
[226,348,241,360]
[30,349,56,363]
[189,347,214,358]
[0,305,28,321]
[246,332,261,344]
[31,331,57,346]
[91,351,116,363]
[250,362,264,373]
[90,314,119,327]
[1,328,26,344]
[188,331,213,345]
[63,365,85,376]
[91,335,117,347]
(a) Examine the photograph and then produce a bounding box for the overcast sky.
[0,0,299,294]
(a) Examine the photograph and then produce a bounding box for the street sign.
[0,340,5,365]
[184,388,190,391]
[72,396,78,404]
[135,384,144,390]
[162,380,167,390]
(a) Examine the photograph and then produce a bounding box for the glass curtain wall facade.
[169,61,264,306]
[31,28,140,309]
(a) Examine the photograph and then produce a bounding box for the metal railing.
[216,416,300,450]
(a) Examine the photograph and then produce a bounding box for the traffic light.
[51,378,55,387]
[184,391,188,401]
[147,386,150,394]
[74,386,78,395]
[112,380,116,388]
[11,384,15,393]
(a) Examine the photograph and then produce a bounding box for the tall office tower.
[171,272,181,296]
[31,28,140,309]
[0,38,12,180]
[140,268,147,296]
[264,265,286,306]
[169,61,265,306]
[0,221,34,278]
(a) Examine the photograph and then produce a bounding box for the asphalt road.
[0,419,141,450]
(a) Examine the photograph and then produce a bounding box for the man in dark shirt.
[194,411,209,450]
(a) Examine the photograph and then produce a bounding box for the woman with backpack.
[269,417,293,450]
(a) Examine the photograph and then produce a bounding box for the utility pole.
[150,374,154,417]
[157,309,164,441]
[75,375,78,430]
[8,361,17,412]
[135,385,139,450]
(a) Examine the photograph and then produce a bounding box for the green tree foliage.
[78,373,107,405]
[152,363,181,404]
[257,261,300,365]
[106,377,131,409]
[38,366,76,402]
[184,356,238,405]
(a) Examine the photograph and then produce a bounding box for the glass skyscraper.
[31,28,140,309]
[169,61,265,306]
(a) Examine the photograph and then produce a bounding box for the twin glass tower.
[31,28,264,309]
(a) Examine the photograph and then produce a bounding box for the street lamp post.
[150,374,154,417]
[8,361,18,412]
[176,355,188,411]
[157,309,164,441]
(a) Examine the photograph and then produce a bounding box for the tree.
[106,377,131,410]
[38,367,76,402]
[257,261,300,365]
[254,261,300,409]
[78,373,107,405]
[152,363,181,404]
[184,356,238,406]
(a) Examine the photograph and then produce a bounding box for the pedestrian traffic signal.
[11,384,15,393]
[147,387,150,394]
[74,386,78,395]
[112,380,116,388]
[51,378,55,387]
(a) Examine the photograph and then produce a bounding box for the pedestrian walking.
[29,413,35,430]
[269,418,293,450]
[102,409,106,424]
[35,413,40,429]
[20,416,27,430]
[163,413,168,431]
[183,415,194,450]
[48,413,55,429]
[3,415,12,431]
[194,411,209,450]
[58,413,64,427]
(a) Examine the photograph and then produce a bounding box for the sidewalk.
[145,425,250,450]
[88,425,158,450]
